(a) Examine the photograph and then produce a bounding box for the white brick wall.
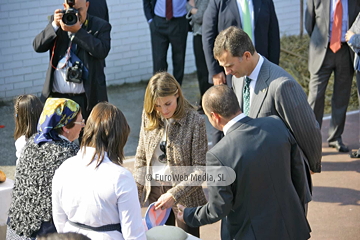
[0,0,300,101]
[273,0,301,36]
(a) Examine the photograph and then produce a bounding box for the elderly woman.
[52,102,146,240]
[7,98,84,239]
[134,72,208,238]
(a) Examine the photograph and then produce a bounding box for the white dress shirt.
[154,0,187,18]
[330,0,349,42]
[52,147,146,240]
[223,113,247,135]
[246,54,264,105]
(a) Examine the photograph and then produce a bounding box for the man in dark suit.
[88,0,109,22]
[215,26,322,174]
[143,0,188,85]
[202,0,279,86]
[33,0,111,120]
[177,84,311,240]
[202,0,280,143]
[305,0,360,152]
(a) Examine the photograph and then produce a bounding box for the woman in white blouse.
[52,102,146,240]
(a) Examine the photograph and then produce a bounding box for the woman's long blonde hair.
[144,72,193,131]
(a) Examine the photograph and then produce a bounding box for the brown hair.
[213,26,256,59]
[144,72,193,131]
[81,102,130,167]
[13,95,43,140]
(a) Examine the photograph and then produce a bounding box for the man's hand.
[60,17,81,34]
[154,192,175,210]
[176,204,186,224]
[190,8,198,15]
[345,30,355,42]
[53,9,64,27]
[213,72,226,85]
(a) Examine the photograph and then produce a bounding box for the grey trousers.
[308,44,354,142]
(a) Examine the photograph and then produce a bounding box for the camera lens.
[62,8,78,26]
[66,15,75,23]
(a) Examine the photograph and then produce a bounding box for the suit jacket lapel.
[253,0,261,26]
[325,0,330,32]
[229,0,242,27]
[348,0,357,26]
[237,76,245,109]
[249,58,269,118]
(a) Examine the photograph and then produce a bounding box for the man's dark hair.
[202,84,241,118]
[213,26,256,59]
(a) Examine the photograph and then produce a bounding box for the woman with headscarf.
[52,102,146,240]
[7,98,85,240]
[134,72,208,238]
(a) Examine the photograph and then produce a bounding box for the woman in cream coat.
[134,72,208,238]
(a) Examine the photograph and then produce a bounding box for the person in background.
[134,72,207,238]
[305,0,360,152]
[52,102,146,240]
[33,0,111,120]
[143,0,188,84]
[88,0,109,22]
[346,12,360,158]
[13,95,43,165]
[186,0,212,114]
[7,98,84,239]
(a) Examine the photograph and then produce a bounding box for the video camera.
[61,0,78,26]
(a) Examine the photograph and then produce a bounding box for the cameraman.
[33,0,111,120]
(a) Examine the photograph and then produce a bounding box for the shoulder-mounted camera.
[61,0,78,26]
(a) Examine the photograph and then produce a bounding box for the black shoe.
[349,149,360,158]
[197,105,205,115]
[328,140,349,152]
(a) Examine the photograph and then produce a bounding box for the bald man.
[33,0,111,120]
[177,85,311,240]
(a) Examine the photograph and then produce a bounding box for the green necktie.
[241,0,253,41]
[243,77,252,115]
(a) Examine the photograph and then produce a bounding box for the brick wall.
[273,0,302,36]
[0,0,300,101]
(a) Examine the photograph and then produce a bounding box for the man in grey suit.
[177,85,311,240]
[305,0,360,152]
[214,26,322,174]
[203,0,280,144]
[203,0,280,86]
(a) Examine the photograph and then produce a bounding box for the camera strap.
[69,41,89,81]
[50,39,71,70]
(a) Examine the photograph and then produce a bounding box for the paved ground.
[1,73,360,239]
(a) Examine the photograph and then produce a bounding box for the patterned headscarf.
[34,98,80,144]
